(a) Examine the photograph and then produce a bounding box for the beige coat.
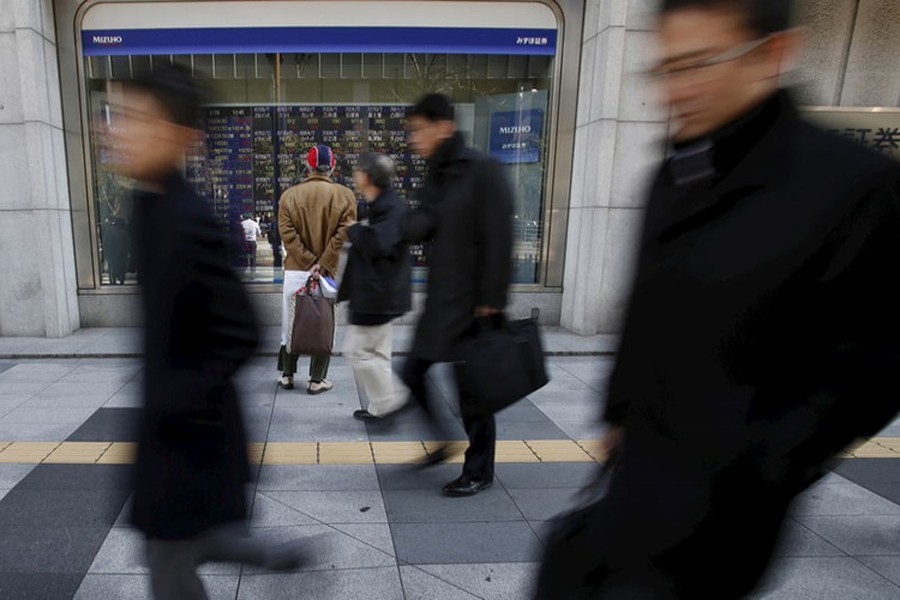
[278,173,357,276]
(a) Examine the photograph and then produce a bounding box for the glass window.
[81,3,558,287]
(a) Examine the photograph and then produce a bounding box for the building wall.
[0,0,79,337]
[1,0,899,337]
[560,0,900,335]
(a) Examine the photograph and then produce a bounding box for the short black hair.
[121,64,207,128]
[410,93,455,123]
[356,153,396,189]
[661,0,793,36]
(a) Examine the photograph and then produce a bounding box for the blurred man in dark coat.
[402,93,514,497]
[110,65,304,600]
[535,0,900,598]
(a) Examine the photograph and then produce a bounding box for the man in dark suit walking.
[536,0,900,597]
[402,93,515,497]
[109,65,304,600]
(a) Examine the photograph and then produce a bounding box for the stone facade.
[560,0,900,335]
[0,0,79,337]
[0,0,899,337]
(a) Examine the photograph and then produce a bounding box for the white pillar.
[0,0,79,336]
[561,0,667,335]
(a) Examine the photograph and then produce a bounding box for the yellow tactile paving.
[0,438,898,464]
[525,440,593,462]
[97,442,138,464]
[575,439,608,461]
[371,441,429,463]
[318,442,374,464]
[247,443,265,464]
[0,442,60,463]
[261,442,318,465]
[496,440,540,462]
[44,442,112,464]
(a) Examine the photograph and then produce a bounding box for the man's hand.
[600,425,625,459]
[310,264,322,279]
[474,306,501,318]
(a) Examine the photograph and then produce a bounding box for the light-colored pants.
[344,323,408,417]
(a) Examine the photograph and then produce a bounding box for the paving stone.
[241,524,396,573]
[495,462,597,490]
[857,556,900,587]
[400,565,482,599]
[14,464,130,490]
[0,525,111,573]
[376,463,469,491]
[0,463,36,488]
[772,520,846,557]
[507,488,582,521]
[496,421,571,441]
[237,567,403,600]
[750,557,900,599]
[791,482,900,517]
[251,491,387,526]
[402,562,540,600]
[0,488,130,528]
[0,573,85,600]
[383,488,523,523]
[74,574,238,599]
[392,522,542,564]
[88,527,239,575]
[257,464,380,491]
[795,516,900,555]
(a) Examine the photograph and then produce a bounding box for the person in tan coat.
[278,144,356,394]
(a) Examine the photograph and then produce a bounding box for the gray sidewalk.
[0,326,619,359]
[1,354,900,598]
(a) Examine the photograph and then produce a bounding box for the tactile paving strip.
[0,438,895,464]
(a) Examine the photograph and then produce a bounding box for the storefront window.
[81,2,558,286]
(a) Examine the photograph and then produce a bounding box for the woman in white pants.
[338,154,412,421]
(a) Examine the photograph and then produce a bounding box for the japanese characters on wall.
[802,108,900,161]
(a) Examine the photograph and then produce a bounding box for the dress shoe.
[264,541,309,571]
[417,444,449,468]
[353,409,384,422]
[442,476,492,497]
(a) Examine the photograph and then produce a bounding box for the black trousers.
[401,356,496,481]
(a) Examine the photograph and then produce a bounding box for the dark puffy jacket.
[338,189,412,319]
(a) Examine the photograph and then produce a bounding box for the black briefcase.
[457,315,549,416]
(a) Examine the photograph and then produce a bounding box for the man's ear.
[763,27,804,81]
[438,119,457,140]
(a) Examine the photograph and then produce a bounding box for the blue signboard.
[82,26,557,56]
[489,109,544,164]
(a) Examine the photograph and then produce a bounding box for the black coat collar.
[657,91,796,240]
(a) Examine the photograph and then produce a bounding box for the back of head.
[122,63,207,128]
[410,93,455,123]
[661,0,793,36]
[357,153,396,189]
[307,144,337,176]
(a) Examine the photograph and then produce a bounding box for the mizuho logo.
[92,35,123,45]
[499,125,532,134]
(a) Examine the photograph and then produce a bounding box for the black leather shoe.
[417,445,449,469]
[353,409,383,422]
[442,476,492,497]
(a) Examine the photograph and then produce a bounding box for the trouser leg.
[401,356,453,440]
[146,538,208,600]
[310,354,331,382]
[278,346,298,377]
[454,363,496,481]
[346,324,406,416]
